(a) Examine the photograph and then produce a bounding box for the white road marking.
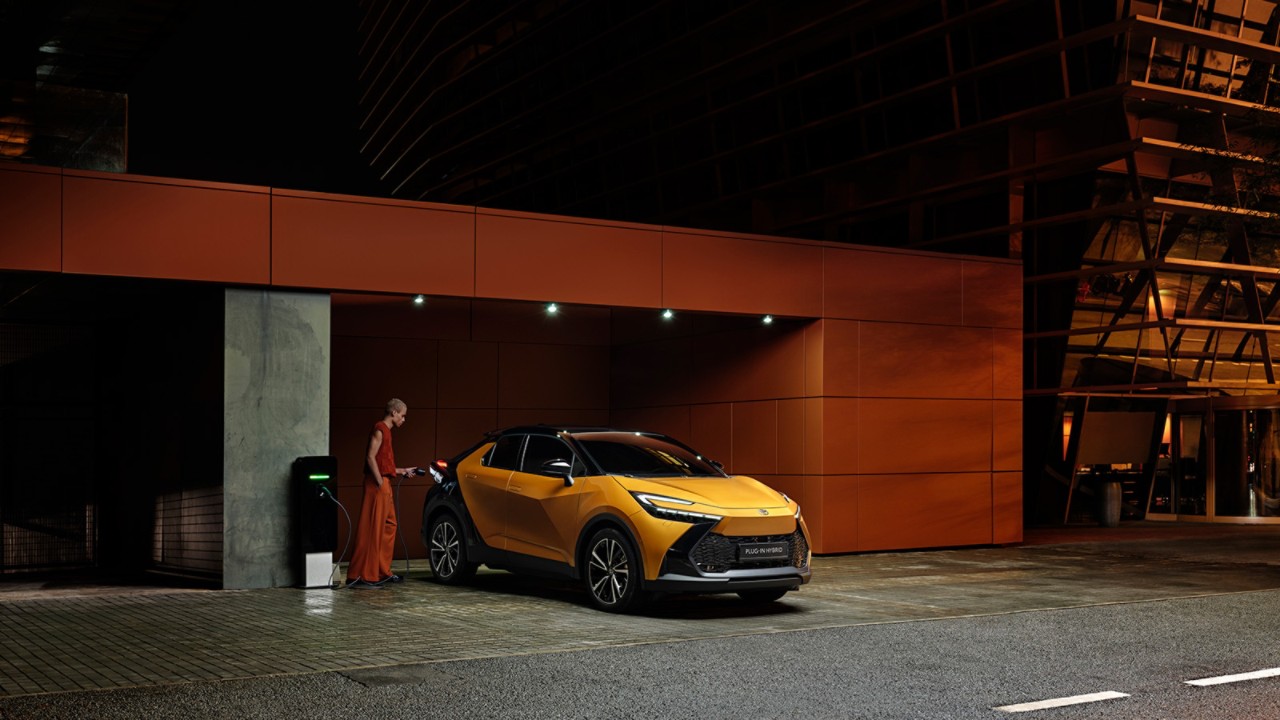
[994,691,1130,713]
[1186,667,1280,687]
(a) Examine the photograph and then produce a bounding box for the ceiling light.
[662,309,674,320]
[546,302,559,314]
[413,295,425,305]
[762,315,774,325]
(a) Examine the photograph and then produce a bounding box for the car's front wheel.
[584,527,644,612]
[428,513,477,584]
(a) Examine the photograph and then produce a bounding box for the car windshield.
[576,432,722,477]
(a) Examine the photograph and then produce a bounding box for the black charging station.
[293,455,338,588]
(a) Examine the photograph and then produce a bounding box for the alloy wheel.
[588,536,629,606]
[430,518,460,579]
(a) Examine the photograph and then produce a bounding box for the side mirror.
[540,459,575,486]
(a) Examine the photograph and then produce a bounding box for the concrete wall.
[223,289,330,588]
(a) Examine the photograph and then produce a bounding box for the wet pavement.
[0,522,1276,699]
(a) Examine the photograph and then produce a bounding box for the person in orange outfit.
[347,398,417,589]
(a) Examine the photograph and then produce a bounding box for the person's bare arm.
[367,428,383,487]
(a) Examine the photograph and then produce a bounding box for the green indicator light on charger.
[308,474,331,482]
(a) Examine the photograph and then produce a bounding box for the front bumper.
[648,521,813,594]
[647,565,811,593]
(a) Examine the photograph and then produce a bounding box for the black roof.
[486,425,658,439]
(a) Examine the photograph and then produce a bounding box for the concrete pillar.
[223,289,330,589]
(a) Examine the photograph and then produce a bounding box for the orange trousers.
[346,474,398,583]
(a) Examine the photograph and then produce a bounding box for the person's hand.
[403,466,419,477]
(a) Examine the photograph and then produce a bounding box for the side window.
[484,435,524,470]
[520,435,578,476]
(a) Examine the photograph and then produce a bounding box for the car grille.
[690,530,809,573]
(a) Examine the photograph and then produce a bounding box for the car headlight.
[630,492,723,523]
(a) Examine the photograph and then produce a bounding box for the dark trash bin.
[1098,479,1122,528]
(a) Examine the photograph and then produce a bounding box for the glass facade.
[1148,402,1280,520]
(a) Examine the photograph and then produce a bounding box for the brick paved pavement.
[1,525,1277,698]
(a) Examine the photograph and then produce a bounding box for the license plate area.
[737,541,789,563]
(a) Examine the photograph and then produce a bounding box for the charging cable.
[392,468,423,579]
[318,485,354,588]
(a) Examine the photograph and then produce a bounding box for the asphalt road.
[2,588,1278,719]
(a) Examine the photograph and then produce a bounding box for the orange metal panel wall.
[498,407,611,428]
[816,476,860,552]
[311,235,1015,557]
[271,192,476,297]
[731,400,779,475]
[609,266,1021,555]
[62,172,270,283]
[856,473,995,551]
[821,397,859,476]
[0,165,61,272]
[498,343,610,410]
[331,294,474,341]
[472,300,611,345]
[803,475,827,551]
[993,329,1023,399]
[331,336,440,411]
[611,324,808,408]
[824,246,963,324]
[439,341,499,408]
[689,403,733,469]
[437,408,500,458]
[858,324,995,399]
[821,320,859,397]
[1,166,1022,557]
[858,399,995,475]
[804,321,824,397]
[777,399,805,475]
[475,209,663,307]
[962,261,1023,329]
[691,325,807,403]
[994,401,1023,472]
[803,398,824,476]
[662,230,823,316]
[610,336,695,409]
[993,472,1024,544]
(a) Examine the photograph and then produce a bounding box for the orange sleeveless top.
[370,421,395,477]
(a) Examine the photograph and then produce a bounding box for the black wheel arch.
[575,513,645,581]
[421,483,478,549]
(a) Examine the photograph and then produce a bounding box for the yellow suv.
[422,426,812,612]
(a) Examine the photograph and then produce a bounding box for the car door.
[457,435,523,549]
[504,434,585,564]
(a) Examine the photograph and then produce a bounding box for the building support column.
[223,289,330,589]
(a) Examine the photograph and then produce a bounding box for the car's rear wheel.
[428,513,477,584]
[737,587,790,603]
[584,527,644,612]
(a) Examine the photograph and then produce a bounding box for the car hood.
[613,474,789,510]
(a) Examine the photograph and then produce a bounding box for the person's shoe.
[382,574,404,583]
[347,579,385,589]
